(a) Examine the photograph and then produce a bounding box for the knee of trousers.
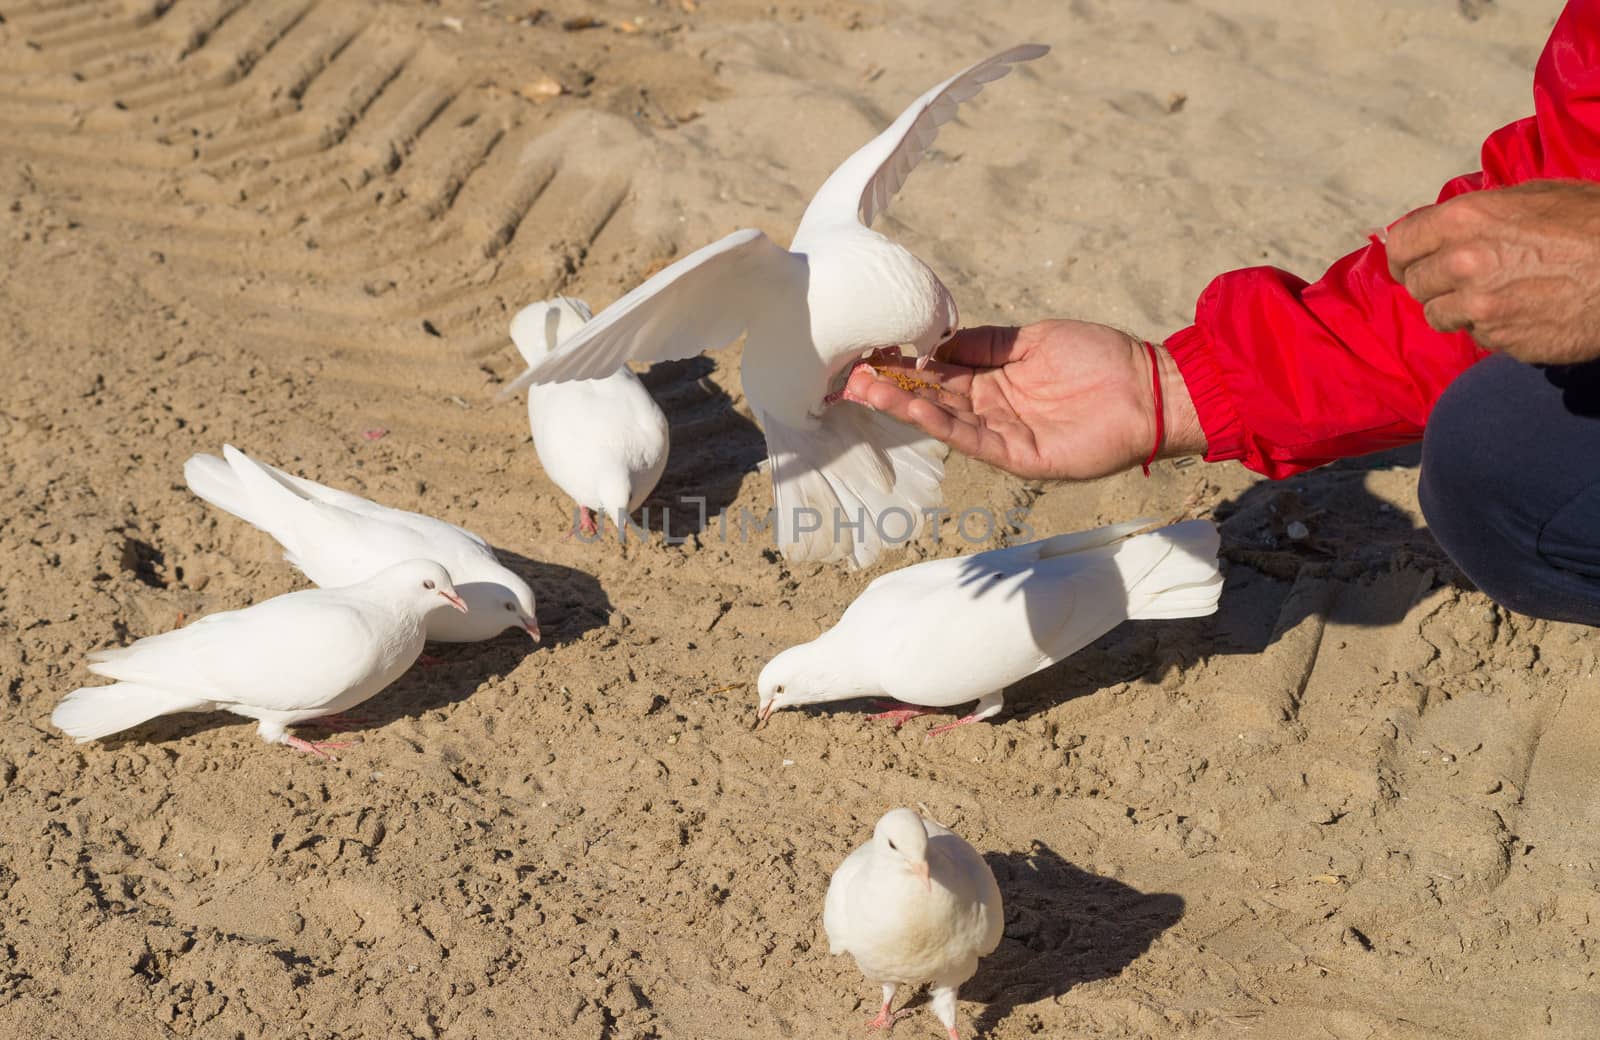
[1418,360,1548,616]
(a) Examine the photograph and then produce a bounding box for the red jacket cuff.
[1163,323,1245,465]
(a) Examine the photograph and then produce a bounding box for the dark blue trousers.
[1420,354,1600,626]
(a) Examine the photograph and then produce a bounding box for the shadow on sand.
[964,840,1183,1033]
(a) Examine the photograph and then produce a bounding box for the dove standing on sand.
[825,808,1003,1039]
[185,445,540,643]
[759,519,1223,734]
[509,296,670,538]
[498,45,1050,567]
[52,559,468,758]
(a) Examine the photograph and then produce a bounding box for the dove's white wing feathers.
[497,229,805,396]
[84,592,390,713]
[238,450,494,553]
[833,521,1222,707]
[797,44,1049,235]
[824,842,874,955]
[187,446,495,582]
[922,817,1004,958]
[763,403,947,567]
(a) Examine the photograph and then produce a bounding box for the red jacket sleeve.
[1166,0,1600,478]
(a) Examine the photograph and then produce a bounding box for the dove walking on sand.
[509,296,670,538]
[825,808,1003,1039]
[498,45,1050,567]
[52,559,468,758]
[185,444,540,643]
[758,519,1223,735]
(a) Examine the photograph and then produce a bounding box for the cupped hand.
[841,319,1205,481]
[1387,179,1600,364]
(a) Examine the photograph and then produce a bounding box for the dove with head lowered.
[51,559,468,758]
[759,519,1223,734]
[185,444,539,643]
[824,808,1003,1039]
[497,45,1050,567]
[510,296,670,538]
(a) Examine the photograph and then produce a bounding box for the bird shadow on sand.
[87,554,612,747]
[631,356,767,541]
[963,840,1183,1034]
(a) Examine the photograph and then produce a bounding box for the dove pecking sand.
[185,444,539,643]
[759,519,1223,734]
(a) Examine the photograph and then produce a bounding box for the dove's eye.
[504,602,515,612]
[775,685,785,694]
[888,840,898,851]
[423,580,436,590]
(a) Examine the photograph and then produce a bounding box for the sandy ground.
[1,0,1596,1037]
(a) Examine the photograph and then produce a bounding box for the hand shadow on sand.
[964,840,1183,1034]
[974,445,1470,724]
[633,356,767,540]
[89,552,611,747]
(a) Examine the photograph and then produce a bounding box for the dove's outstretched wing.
[497,229,805,397]
[796,44,1049,236]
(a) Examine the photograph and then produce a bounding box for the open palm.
[844,319,1192,480]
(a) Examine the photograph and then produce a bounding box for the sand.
[1,0,1596,1037]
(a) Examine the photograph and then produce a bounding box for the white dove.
[51,559,468,758]
[758,519,1223,734]
[509,296,670,538]
[184,444,540,643]
[825,808,1003,1039]
[497,45,1050,567]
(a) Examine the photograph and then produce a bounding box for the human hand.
[841,319,1205,481]
[1386,179,1600,364]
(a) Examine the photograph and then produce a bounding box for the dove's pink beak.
[913,861,931,892]
[439,590,469,613]
[757,702,775,724]
[523,619,542,643]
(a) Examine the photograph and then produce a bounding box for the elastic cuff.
[1163,323,1247,464]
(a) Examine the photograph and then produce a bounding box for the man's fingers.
[932,325,1026,369]
[854,355,978,395]
[1422,291,1476,334]
[1385,204,1451,281]
[845,368,976,423]
[903,397,1009,466]
[1400,250,1459,305]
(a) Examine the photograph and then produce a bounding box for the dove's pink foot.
[867,700,941,729]
[284,735,353,760]
[866,1004,912,1030]
[414,653,448,669]
[579,506,599,538]
[925,713,986,740]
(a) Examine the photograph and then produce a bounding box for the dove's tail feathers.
[51,683,211,742]
[1119,520,1224,621]
[763,406,947,568]
[184,452,260,526]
